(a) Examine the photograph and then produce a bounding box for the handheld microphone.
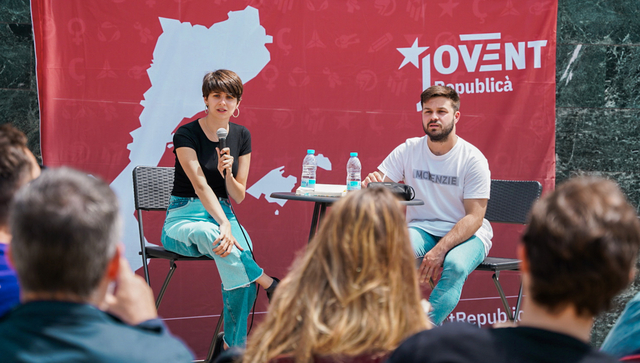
[217,128,229,178]
[216,128,228,151]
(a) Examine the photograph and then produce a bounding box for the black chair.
[132,165,223,362]
[475,180,542,321]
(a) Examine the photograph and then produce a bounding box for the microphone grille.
[216,128,228,139]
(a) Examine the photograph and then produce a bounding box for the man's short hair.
[9,167,121,298]
[522,177,640,317]
[420,85,460,112]
[0,124,32,226]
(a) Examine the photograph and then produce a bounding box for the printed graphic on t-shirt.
[413,169,458,186]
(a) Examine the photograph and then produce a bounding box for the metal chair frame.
[132,165,223,363]
[475,179,542,321]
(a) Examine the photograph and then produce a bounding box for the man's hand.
[362,171,386,187]
[102,257,158,326]
[418,247,447,286]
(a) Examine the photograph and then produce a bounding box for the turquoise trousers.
[410,227,486,325]
[161,196,262,347]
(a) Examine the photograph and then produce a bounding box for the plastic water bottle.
[300,149,317,194]
[346,152,361,192]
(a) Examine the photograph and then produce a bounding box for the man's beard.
[424,120,454,142]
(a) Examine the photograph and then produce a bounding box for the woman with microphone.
[162,69,278,348]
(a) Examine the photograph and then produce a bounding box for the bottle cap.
[307,149,315,154]
[350,152,358,157]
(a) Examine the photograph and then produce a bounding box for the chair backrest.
[485,180,542,224]
[132,166,175,211]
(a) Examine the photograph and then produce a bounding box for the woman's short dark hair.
[202,69,243,101]
[522,177,640,317]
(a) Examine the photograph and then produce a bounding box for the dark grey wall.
[0,0,40,159]
[556,0,640,345]
[1,0,639,347]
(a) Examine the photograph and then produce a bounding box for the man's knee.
[442,259,469,280]
[409,228,436,257]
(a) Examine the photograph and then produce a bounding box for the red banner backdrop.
[32,0,556,357]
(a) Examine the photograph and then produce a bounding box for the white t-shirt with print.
[379,136,493,255]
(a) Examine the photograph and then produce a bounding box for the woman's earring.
[232,107,240,118]
[205,104,209,114]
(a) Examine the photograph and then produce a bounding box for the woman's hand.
[216,147,233,178]
[213,221,244,257]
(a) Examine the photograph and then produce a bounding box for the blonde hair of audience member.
[244,187,431,363]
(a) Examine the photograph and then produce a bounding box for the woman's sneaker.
[265,277,280,303]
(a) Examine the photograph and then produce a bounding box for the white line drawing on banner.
[246,154,331,215]
[109,6,273,270]
[247,167,297,211]
[316,154,331,171]
[396,33,549,111]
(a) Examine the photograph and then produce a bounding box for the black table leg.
[308,202,321,242]
[319,203,327,223]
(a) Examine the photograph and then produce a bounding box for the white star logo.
[396,38,428,69]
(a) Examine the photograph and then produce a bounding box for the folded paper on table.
[296,184,347,197]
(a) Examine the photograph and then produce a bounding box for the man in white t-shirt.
[363,85,492,324]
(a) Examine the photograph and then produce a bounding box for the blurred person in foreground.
[0,124,41,180]
[0,124,41,316]
[388,177,640,363]
[0,167,193,362]
[600,290,640,359]
[242,187,431,363]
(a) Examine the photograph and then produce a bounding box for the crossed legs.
[409,227,485,325]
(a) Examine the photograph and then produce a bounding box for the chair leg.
[514,282,524,322]
[205,309,225,363]
[491,271,515,321]
[156,259,178,309]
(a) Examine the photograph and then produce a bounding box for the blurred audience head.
[0,124,41,180]
[0,124,39,229]
[244,187,430,363]
[522,176,640,317]
[9,167,121,301]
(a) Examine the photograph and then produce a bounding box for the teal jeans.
[410,227,486,325]
[161,196,263,347]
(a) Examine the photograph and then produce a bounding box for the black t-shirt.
[171,119,251,199]
[387,322,617,363]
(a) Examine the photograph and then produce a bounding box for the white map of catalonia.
[110,7,298,270]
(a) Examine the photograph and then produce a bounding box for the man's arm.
[418,198,487,284]
[363,141,408,187]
